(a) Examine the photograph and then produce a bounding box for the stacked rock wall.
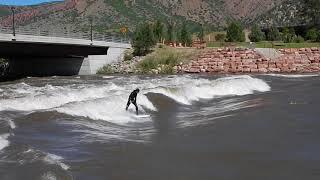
[180,48,320,74]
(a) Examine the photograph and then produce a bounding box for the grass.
[207,41,320,49]
[137,46,197,74]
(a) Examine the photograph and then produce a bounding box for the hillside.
[0,0,313,33]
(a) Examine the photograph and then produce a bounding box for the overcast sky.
[0,0,60,6]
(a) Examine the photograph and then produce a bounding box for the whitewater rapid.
[0,75,270,124]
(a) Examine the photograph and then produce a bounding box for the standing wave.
[147,75,270,105]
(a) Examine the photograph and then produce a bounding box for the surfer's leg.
[133,101,138,115]
[126,100,131,110]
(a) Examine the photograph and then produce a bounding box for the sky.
[0,0,61,6]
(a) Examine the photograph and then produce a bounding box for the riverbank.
[98,47,320,75]
[97,47,198,74]
[181,47,320,73]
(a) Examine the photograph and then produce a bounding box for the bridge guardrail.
[0,26,130,44]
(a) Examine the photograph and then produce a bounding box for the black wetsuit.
[126,89,139,115]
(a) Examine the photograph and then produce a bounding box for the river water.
[0,74,320,180]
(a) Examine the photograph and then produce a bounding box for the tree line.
[132,19,320,56]
[132,20,193,56]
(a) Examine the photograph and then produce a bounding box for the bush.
[249,24,265,42]
[317,31,320,42]
[282,27,296,43]
[267,26,282,41]
[295,36,305,43]
[226,22,245,42]
[306,28,318,41]
[97,64,114,74]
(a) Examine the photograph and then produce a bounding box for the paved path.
[255,48,282,59]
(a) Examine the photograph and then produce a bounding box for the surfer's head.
[135,88,140,93]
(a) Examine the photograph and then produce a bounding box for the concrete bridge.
[0,27,131,76]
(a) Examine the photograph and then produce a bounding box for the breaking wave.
[0,75,270,123]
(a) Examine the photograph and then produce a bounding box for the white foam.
[265,74,320,78]
[147,75,270,105]
[102,76,115,79]
[0,134,9,151]
[0,83,123,112]
[8,119,16,129]
[56,94,156,124]
[41,172,57,180]
[44,153,70,170]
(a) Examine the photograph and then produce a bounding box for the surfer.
[125,88,140,115]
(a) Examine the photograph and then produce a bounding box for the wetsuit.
[126,89,139,115]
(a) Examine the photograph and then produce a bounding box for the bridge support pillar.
[79,47,127,75]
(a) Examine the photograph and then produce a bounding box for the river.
[0,74,320,180]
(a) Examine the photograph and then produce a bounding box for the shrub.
[317,30,320,42]
[97,64,114,74]
[306,28,318,41]
[249,24,266,42]
[295,36,305,43]
[267,26,282,41]
[282,27,296,43]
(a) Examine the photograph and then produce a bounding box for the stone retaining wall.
[179,47,320,74]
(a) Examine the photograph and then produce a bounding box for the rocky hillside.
[0,0,313,32]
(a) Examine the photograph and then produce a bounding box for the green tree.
[179,24,192,46]
[226,22,245,42]
[267,26,282,41]
[282,27,296,43]
[317,30,320,42]
[306,28,318,41]
[197,25,205,42]
[132,22,156,56]
[153,20,164,43]
[249,24,265,42]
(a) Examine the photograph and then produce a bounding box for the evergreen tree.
[153,20,164,43]
[132,22,156,56]
[179,24,192,46]
[226,22,245,42]
[249,24,265,42]
[267,26,282,41]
